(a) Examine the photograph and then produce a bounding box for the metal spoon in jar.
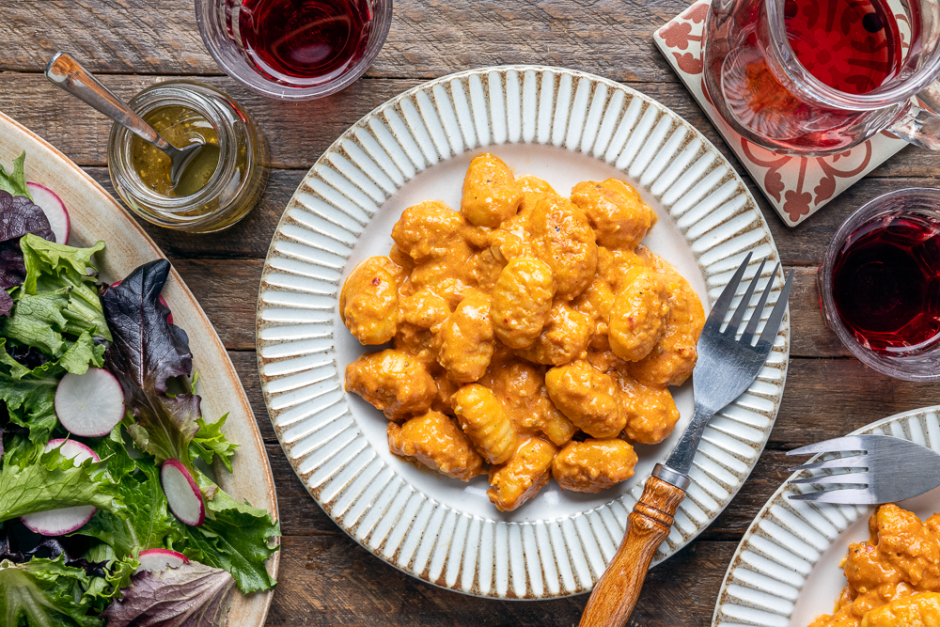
[45,52,217,196]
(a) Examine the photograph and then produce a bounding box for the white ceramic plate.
[0,111,279,623]
[256,65,790,599]
[712,406,940,627]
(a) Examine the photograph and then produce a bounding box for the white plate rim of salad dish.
[0,110,279,626]
[712,405,940,627]
[256,64,790,599]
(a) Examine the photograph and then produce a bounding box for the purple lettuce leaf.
[0,191,53,245]
[101,562,235,627]
[101,260,202,470]
[0,189,54,298]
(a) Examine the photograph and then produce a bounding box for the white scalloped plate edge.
[256,65,790,599]
[712,406,940,626]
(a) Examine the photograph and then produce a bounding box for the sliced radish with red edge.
[26,182,69,245]
[160,459,204,527]
[111,280,172,324]
[135,548,189,574]
[21,439,100,536]
[55,367,124,437]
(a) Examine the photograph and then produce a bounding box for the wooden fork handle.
[578,475,687,627]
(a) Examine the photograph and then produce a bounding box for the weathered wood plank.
[172,260,843,358]
[6,74,940,183]
[0,0,685,83]
[266,535,731,626]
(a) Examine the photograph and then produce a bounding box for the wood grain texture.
[4,0,940,622]
[3,74,938,181]
[0,0,685,82]
[579,476,687,627]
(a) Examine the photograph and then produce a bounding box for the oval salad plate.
[712,406,940,627]
[0,110,279,623]
[256,65,790,599]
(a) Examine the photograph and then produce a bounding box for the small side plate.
[712,406,940,627]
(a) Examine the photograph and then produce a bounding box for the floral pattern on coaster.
[652,0,909,227]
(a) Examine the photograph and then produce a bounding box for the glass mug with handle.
[703,0,940,156]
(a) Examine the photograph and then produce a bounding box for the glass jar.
[108,80,268,232]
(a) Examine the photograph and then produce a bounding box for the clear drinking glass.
[818,188,940,382]
[195,0,393,101]
[703,0,940,156]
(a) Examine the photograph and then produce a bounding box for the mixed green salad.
[0,153,279,627]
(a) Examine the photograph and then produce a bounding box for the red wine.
[784,0,901,95]
[832,213,940,351]
[238,0,372,83]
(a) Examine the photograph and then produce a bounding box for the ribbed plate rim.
[712,405,940,626]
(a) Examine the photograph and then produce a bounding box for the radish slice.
[111,280,172,324]
[55,367,125,437]
[161,460,205,527]
[26,182,70,245]
[135,548,189,574]
[21,439,100,536]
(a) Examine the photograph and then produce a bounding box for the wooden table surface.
[3,1,940,625]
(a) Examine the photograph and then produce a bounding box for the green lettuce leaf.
[2,289,71,356]
[175,473,279,594]
[0,443,125,523]
[0,152,32,200]
[190,415,238,474]
[74,426,184,560]
[0,556,101,627]
[18,234,110,343]
[0,335,104,449]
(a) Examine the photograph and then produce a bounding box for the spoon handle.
[44,52,174,153]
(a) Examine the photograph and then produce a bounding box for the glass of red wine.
[195,0,393,100]
[819,188,940,381]
[702,0,940,156]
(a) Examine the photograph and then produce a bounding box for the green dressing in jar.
[131,105,223,199]
[108,81,267,232]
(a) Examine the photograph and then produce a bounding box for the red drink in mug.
[703,0,940,156]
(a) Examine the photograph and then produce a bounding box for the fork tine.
[726,257,767,336]
[758,268,794,346]
[788,472,869,486]
[789,488,881,505]
[788,455,868,472]
[742,262,780,344]
[787,435,870,457]
[707,253,753,328]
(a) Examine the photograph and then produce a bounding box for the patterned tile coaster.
[653,0,908,227]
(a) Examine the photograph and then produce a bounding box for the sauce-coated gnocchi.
[342,154,705,511]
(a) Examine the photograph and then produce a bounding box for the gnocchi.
[340,154,704,511]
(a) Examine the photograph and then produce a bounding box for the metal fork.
[579,253,795,627]
[786,434,940,504]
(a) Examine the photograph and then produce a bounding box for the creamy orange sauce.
[342,153,705,511]
[811,504,940,627]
